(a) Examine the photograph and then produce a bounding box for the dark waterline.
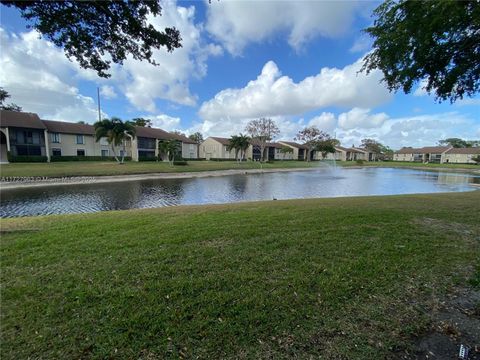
[0,167,478,218]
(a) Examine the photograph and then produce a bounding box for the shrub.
[138,156,157,162]
[356,159,365,165]
[7,153,48,163]
[50,156,131,162]
[173,160,188,165]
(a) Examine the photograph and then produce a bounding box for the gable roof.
[42,119,95,135]
[134,126,175,140]
[395,146,451,154]
[169,132,196,144]
[279,141,308,149]
[446,147,480,155]
[209,136,231,145]
[0,110,46,129]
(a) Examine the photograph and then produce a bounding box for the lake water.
[0,167,478,218]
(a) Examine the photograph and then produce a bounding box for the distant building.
[393,146,452,163]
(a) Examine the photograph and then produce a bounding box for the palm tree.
[158,139,180,166]
[237,133,250,162]
[227,135,241,162]
[94,117,135,164]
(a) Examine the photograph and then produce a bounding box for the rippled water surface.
[1,167,478,218]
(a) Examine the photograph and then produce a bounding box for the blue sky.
[1,0,479,149]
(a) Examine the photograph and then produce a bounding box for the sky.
[0,0,479,149]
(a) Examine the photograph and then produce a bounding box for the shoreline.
[0,165,478,190]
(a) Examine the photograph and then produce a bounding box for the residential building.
[200,137,237,160]
[393,146,452,163]
[444,147,480,164]
[277,141,308,160]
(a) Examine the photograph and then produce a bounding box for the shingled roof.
[0,110,46,129]
[446,147,480,154]
[209,137,231,146]
[279,141,308,149]
[42,119,95,135]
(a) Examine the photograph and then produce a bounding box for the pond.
[0,167,478,218]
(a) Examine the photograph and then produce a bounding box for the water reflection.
[0,168,478,218]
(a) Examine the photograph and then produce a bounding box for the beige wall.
[393,153,414,162]
[274,147,294,160]
[444,153,478,164]
[48,133,130,157]
[200,138,236,160]
[182,143,198,159]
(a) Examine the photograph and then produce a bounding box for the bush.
[138,156,157,162]
[50,156,131,162]
[7,153,48,163]
[356,159,365,165]
[208,158,239,161]
[173,160,188,165]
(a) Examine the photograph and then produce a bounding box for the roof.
[351,147,368,153]
[170,132,197,144]
[209,137,231,145]
[446,147,480,155]
[395,146,451,154]
[134,126,175,140]
[0,110,46,129]
[267,142,283,148]
[279,141,308,149]
[42,119,95,135]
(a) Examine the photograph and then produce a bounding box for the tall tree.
[316,139,337,159]
[295,126,330,162]
[237,133,250,162]
[188,132,204,158]
[1,1,182,78]
[245,118,279,162]
[94,117,135,164]
[362,0,480,102]
[0,87,22,111]
[438,138,476,148]
[227,135,241,162]
[132,118,152,127]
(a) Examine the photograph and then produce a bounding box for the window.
[51,133,60,143]
[101,149,109,157]
[77,149,85,156]
[52,148,61,156]
[23,131,33,144]
[76,134,84,144]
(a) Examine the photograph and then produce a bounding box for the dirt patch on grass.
[402,287,480,359]
[413,217,479,239]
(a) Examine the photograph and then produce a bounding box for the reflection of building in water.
[436,173,473,185]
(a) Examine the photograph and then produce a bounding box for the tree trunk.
[111,143,120,163]
[260,144,265,162]
[121,140,126,164]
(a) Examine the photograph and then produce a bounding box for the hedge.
[50,156,132,162]
[7,153,48,163]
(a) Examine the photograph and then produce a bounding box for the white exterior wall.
[393,153,414,162]
[48,133,129,157]
[444,153,478,164]
[274,147,294,160]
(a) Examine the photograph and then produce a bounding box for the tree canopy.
[439,138,479,148]
[0,87,22,111]
[295,126,331,161]
[1,1,182,78]
[245,118,279,162]
[94,117,135,164]
[131,118,152,127]
[362,0,480,102]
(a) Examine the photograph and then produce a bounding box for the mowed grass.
[1,192,479,359]
[0,160,477,178]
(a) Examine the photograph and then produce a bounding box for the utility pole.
[97,87,101,122]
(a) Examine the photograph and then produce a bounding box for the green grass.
[1,192,479,359]
[0,160,478,178]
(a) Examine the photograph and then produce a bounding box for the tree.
[245,118,280,162]
[295,126,330,162]
[316,139,337,159]
[438,138,478,148]
[188,132,204,158]
[94,117,135,164]
[158,139,180,165]
[361,139,383,155]
[0,87,22,111]
[171,130,186,137]
[472,155,480,165]
[132,118,152,127]
[237,133,250,162]
[227,135,241,162]
[1,1,182,78]
[362,0,480,102]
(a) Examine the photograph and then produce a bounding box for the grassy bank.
[0,160,478,178]
[1,192,479,359]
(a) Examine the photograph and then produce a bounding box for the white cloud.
[199,57,391,122]
[145,114,181,131]
[206,1,362,55]
[349,34,372,53]
[0,28,104,123]
[305,109,479,149]
[120,0,222,111]
[100,85,117,99]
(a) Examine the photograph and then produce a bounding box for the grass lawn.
[0,160,478,178]
[1,192,479,359]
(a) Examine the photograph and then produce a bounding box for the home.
[443,147,480,164]
[277,141,308,160]
[0,110,198,162]
[393,146,452,163]
[199,137,238,160]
